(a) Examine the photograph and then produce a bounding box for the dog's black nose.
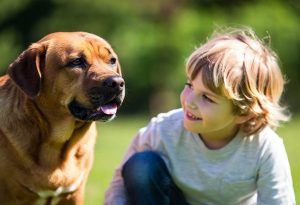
[103,76,125,90]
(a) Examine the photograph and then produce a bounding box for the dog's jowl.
[0,32,125,205]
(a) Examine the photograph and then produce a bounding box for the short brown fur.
[0,32,125,205]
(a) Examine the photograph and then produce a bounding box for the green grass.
[277,115,300,203]
[84,115,149,205]
[84,114,300,204]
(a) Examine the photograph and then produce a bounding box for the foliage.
[0,0,300,114]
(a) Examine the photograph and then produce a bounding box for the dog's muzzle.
[68,76,125,121]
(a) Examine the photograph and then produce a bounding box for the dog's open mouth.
[98,103,118,115]
[68,98,122,122]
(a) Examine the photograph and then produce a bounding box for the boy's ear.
[235,113,255,124]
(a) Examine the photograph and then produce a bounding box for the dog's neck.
[31,100,94,169]
[38,119,94,168]
[0,77,96,195]
[1,77,95,168]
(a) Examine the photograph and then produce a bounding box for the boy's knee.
[122,151,164,186]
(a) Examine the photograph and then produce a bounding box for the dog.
[0,32,125,205]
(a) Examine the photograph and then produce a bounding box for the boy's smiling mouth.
[186,111,202,121]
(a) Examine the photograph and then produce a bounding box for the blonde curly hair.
[186,27,290,135]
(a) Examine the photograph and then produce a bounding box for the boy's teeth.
[187,112,200,120]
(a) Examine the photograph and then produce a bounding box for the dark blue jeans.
[122,151,190,205]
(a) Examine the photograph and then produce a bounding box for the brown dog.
[0,32,125,205]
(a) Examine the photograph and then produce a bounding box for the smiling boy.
[104,27,295,205]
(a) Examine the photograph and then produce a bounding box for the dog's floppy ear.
[7,43,47,98]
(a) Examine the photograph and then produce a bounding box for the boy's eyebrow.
[203,90,219,100]
[187,75,223,100]
[197,83,221,100]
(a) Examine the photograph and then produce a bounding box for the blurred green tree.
[0,0,299,115]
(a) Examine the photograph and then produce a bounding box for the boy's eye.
[203,94,215,103]
[185,82,192,88]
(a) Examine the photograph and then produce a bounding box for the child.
[104,27,295,205]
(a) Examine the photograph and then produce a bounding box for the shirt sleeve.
[104,120,159,205]
[257,137,296,205]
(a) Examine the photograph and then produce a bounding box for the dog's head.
[7,32,125,122]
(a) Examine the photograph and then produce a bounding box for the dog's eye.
[109,57,117,65]
[68,58,86,68]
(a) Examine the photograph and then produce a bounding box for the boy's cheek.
[180,89,187,107]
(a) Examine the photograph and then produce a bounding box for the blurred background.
[0,0,299,203]
[0,0,300,116]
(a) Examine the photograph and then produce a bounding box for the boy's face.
[180,71,240,142]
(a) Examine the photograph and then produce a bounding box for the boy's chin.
[183,121,200,133]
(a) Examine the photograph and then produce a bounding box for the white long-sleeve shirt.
[104,109,295,205]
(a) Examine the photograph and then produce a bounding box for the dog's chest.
[32,172,85,205]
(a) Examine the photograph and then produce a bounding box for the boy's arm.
[104,165,128,205]
[104,134,143,205]
[104,121,159,205]
[257,138,295,205]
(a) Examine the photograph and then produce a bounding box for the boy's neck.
[198,127,239,150]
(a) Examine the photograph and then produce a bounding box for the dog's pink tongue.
[100,104,117,115]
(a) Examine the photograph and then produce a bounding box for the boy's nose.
[185,92,197,110]
[186,101,197,110]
